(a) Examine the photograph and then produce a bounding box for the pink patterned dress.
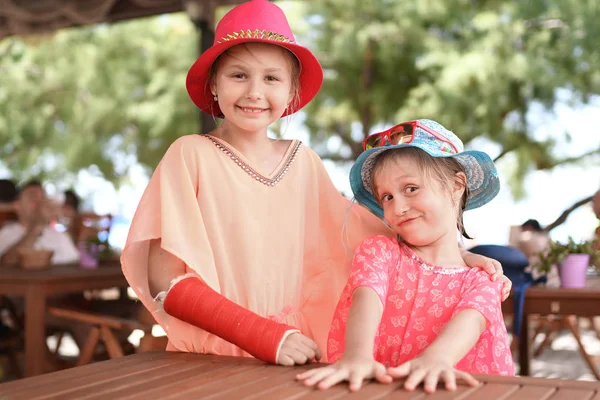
[328,235,514,376]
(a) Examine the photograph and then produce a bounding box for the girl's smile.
[212,43,295,134]
[397,216,419,227]
[237,106,269,115]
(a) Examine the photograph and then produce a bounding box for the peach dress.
[121,134,390,360]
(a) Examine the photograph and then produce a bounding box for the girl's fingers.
[492,261,504,281]
[374,363,392,383]
[300,336,318,349]
[441,369,457,391]
[286,348,308,365]
[387,362,411,378]
[317,369,348,390]
[314,346,322,361]
[348,372,364,392]
[499,276,512,300]
[279,354,295,367]
[375,374,393,384]
[302,367,337,386]
[296,368,320,380]
[296,343,316,363]
[478,261,496,279]
[404,368,427,391]
[456,370,480,387]
[423,370,441,394]
[299,337,322,361]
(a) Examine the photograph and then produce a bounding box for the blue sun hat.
[350,119,500,218]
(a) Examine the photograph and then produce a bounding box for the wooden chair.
[532,315,600,379]
[47,307,153,366]
[0,331,22,379]
[75,212,116,300]
[76,212,113,243]
[0,296,24,379]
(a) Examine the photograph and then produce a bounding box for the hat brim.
[349,144,500,218]
[186,39,323,117]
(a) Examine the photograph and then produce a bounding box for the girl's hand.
[277,332,321,366]
[296,355,392,391]
[387,354,479,393]
[499,276,512,301]
[462,252,512,301]
[463,251,503,279]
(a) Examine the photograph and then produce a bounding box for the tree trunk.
[357,40,375,159]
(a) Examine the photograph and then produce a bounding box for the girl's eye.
[381,194,393,203]
[405,186,418,194]
[231,73,246,79]
[265,75,279,82]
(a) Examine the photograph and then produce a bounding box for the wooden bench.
[47,307,152,366]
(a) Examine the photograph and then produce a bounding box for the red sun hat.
[186,0,324,117]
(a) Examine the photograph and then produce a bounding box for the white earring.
[213,93,218,101]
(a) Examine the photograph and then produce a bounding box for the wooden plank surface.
[0,261,124,283]
[502,385,556,400]
[0,352,599,399]
[546,389,597,400]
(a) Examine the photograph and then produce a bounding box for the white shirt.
[0,222,80,264]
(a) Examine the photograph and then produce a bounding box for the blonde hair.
[371,147,472,239]
[208,43,301,116]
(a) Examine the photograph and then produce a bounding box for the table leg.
[564,316,600,380]
[519,313,531,376]
[24,285,47,377]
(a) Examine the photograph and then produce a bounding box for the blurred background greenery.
[1,0,599,245]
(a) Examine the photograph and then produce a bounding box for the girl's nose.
[246,78,264,100]
[394,198,409,216]
[246,90,263,100]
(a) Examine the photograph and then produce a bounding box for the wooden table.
[503,276,600,377]
[0,262,128,377]
[0,351,598,399]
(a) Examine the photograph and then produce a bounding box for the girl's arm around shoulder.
[354,235,400,260]
[352,235,401,275]
[460,248,512,300]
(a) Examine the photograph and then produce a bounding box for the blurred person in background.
[0,180,79,266]
[0,179,18,228]
[61,189,82,243]
[0,179,17,210]
[517,219,550,266]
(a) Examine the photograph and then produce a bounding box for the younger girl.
[298,120,514,392]
[122,1,507,367]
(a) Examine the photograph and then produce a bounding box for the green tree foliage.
[1,1,599,200]
[0,14,198,184]
[302,0,600,198]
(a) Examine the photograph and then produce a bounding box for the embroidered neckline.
[400,242,469,275]
[204,135,302,187]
